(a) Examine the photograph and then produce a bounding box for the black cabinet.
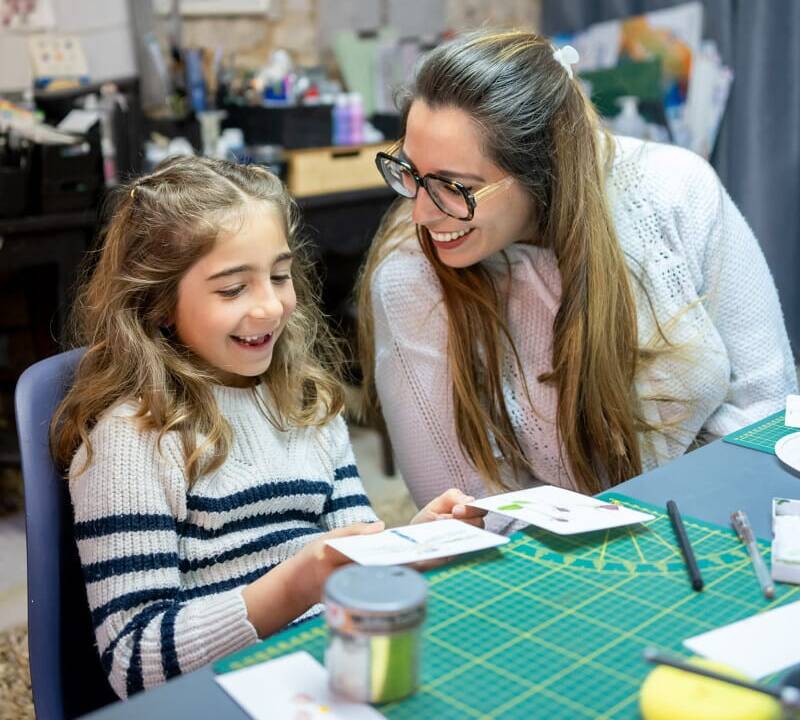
[0,210,97,465]
[298,187,395,335]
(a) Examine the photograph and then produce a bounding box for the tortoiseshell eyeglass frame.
[375,140,513,221]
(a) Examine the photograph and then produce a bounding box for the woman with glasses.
[356,30,796,523]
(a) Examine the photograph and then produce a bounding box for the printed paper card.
[215,651,385,719]
[469,486,655,535]
[684,600,800,678]
[326,518,508,565]
[786,394,800,428]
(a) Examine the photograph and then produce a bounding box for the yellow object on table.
[640,658,782,720]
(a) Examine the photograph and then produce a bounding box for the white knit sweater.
[69,385,376,698]
[371,136,797,514]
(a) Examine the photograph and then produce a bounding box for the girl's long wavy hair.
[358,29,652,494]
[52,155,345,485]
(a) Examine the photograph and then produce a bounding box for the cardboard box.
[771,497,800,584]
[286,142,391,197]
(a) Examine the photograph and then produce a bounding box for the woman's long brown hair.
[358,30,650,494]
[52,156,345,485]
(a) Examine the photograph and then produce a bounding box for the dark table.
[80,438,800,719]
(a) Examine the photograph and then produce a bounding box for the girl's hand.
[410,488,486,528]
[242,521,384,638]
[293,521,385,606]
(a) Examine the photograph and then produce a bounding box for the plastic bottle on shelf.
[20,87,35,112]
[197,109,225,158]
[218,127,245,162]
[348,92,364,145]
[83,92,118,185]
[333,94,350,146]
[610,96,649,140]
[184,49,207,112]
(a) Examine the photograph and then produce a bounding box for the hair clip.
[130,186,137,199]
[552,44,580,79]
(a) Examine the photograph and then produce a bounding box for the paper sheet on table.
[215,651,384,719]
[683,600,800,678]
[469,486,655,535]
[786,394,800,428]
[326,518,508,565]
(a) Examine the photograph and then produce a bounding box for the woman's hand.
[410,488,486,528]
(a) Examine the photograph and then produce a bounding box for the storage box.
[771,497,800,584]
[223,103,333,150]
[286,142,391,197]
[32,122,103,213]
[0,140,32,218]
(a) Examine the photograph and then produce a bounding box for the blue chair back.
[15,349,117,720]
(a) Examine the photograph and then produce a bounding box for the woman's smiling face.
[402,100,536,268]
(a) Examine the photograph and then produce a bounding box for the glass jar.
[324,565,427,704]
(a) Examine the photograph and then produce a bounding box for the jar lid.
[324,565,427,615]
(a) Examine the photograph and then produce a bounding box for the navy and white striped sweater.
[69,384,377,699]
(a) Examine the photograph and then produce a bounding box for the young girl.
[51,156,480,698]
[357,30,797,525]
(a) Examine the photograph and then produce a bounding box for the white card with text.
[326,518,508,565]
[684,600,800,678]
[469,486,655,535]
[215,651,384,719]
[786,394,800,428]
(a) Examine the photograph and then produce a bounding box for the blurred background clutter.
[0,0,543,491]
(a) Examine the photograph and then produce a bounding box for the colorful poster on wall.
[0,0,55,31]
[552,1,732,158]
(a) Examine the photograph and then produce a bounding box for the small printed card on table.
[684,600,800,678]
[786,394,800,428]
[326,518,508,565]
[215,651,384,719]
[468,486,655,535]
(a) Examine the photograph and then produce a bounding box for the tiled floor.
[0,426,416,633]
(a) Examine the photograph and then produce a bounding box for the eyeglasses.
[374,142,514,221]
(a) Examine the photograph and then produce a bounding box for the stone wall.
[445,0,541,33]
[175,0,541,70]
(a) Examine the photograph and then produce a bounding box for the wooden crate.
[285,142,392,197]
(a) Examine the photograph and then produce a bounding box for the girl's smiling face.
[403,100,536,268]
[173,203,296,386]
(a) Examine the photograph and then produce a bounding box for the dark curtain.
[542,0,800,356]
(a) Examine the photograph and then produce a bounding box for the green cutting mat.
[723,411,795,453]
[215,494,800,719]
